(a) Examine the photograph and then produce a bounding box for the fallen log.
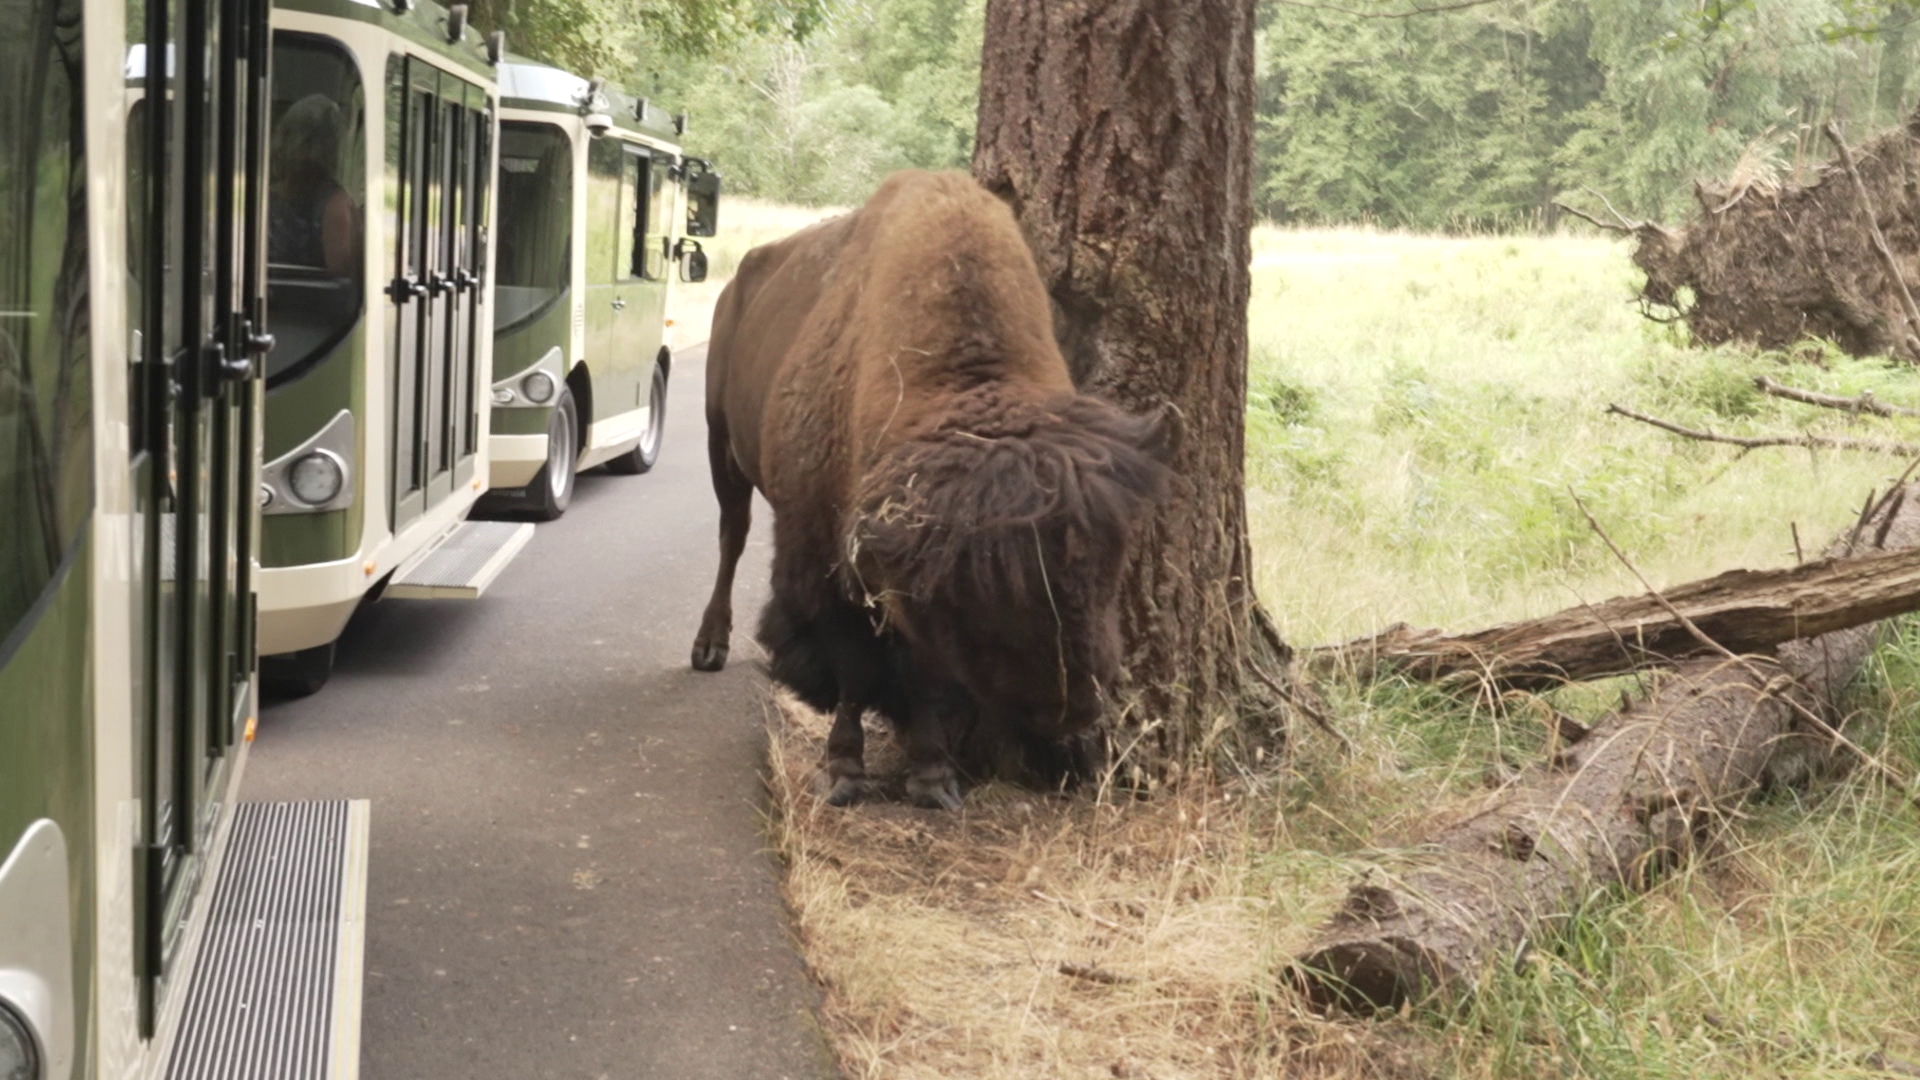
[1314,491,1920,691]
[1289,487,1920,1013]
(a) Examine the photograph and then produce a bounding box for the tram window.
[495,121,569,331]
[265,33,366,387]
[624,150,668,281]
[0,0,92,650]
[644,157,671,279]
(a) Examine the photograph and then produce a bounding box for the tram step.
[164,800,370,1080]
[383,519,535,600]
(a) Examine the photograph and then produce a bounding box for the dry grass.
[766,694,1443,1080]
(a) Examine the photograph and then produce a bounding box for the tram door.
[390,58,488,528]
[130,0,270,1034]
[621,148,673,407]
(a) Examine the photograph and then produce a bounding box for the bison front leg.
[898,688,966,812]
[814,699,868,806]
[692,424,754,672]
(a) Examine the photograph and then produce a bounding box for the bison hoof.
[690,640,730,672]
[814,769,866,807]
[907,771,964,812]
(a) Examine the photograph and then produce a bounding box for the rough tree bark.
[972,0,1282,770]
[1290,488,1920,1012]
[1316,521,1920,690]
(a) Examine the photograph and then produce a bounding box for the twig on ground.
[1249,660,1355,757]
[1031,889,1134,935]
[1755,375,1920,419]
[1569,491,1919,803]
[1057,962,1135,985]
[1826,121,1920,355]
[1607,403,1920,456]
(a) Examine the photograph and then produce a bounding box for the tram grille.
[165,800,369,1080]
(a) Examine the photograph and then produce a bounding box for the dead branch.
[1269,0,1504,17]
[1554,202,1634,235]
[1608,402,1920,456]
[1754,375,1920,419]
[1826,121,1920,351]
[1313,540,1920,690]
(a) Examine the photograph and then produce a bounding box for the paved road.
[245,345,839,1080]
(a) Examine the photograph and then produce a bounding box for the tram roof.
[499,56,683,147]
[273,0,498,81]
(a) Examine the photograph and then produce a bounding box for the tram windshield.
[494,121,572,332]
[265,33,365,387]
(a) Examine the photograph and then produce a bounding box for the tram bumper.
[258,557,365,655]
[487,433,549,491]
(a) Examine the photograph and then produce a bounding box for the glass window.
[624,148,669,281]
[626,150,646,279]
[644,156,671,280]
[0,0,92,650]
[494,120,571,332]
[265,32,365,387]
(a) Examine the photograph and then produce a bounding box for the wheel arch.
[565,362,592,450]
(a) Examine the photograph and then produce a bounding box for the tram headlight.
[520,371,557,405]
[0,1001,39,1080]
[288,451,346,507]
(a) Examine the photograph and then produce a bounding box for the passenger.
[269,94,359,276]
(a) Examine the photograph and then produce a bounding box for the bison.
[689,170,1171,809]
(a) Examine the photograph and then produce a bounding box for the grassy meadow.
[684,203,1920,1079]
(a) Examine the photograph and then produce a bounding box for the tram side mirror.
[675,239,708,283]
[685,166,720,238]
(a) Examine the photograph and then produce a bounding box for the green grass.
[1247,227,1920,649]
[1248,227,1920,1079]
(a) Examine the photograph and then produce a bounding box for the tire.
[526,387,579,521]
[605,362,668,476]
[261,641,336,699]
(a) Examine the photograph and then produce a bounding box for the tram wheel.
[605,364,667,475]
[261,642,336,699]
[527,388,579,521]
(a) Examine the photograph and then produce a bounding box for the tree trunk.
[1290,487,1920,1013]
[972,0,1280,772]
[1315,510,1920,691]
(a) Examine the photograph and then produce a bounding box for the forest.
[484,0,1920,224]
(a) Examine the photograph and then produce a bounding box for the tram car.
[254,0,526,697]
[2,0,380,1072]
[482,58,718,521]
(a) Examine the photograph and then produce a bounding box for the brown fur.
[691,170,1170,807]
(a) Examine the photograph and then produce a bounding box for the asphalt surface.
[245,344,840,1080]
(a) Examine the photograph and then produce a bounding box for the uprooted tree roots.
[1571,113,1920,363]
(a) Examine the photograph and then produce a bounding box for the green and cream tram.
[255,0,529,695]
[3,0,368,1072]
[482,58,717,520]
